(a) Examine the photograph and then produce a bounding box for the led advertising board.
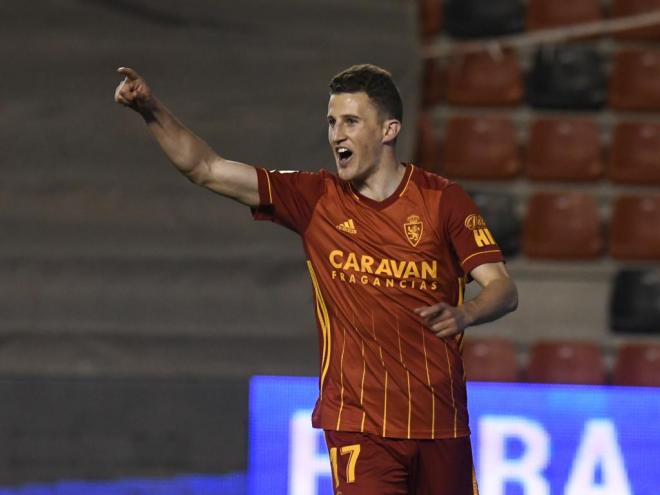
[248,376,660,495]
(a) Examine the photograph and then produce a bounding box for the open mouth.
[336,147,353,166]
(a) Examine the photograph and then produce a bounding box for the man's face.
[327,92,388,182]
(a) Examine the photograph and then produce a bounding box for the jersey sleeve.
[440,184,505,276]
[251,168,326,234]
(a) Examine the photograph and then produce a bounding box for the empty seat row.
[422,47,660,111]
[416,115,660,184]
[469,191,660,260]
[463,338,660,386]
[418,0,660,40]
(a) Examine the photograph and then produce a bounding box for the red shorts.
[324,430,478,495]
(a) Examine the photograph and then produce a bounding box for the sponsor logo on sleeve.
[464,214,496,247]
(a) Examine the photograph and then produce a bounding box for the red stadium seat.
[421,58,445,108]
[527,341,605,385]
[609,122,660,185]
[522,192,604,259]
[418,0,443,41]
[613,343,660,387]
[446,51,523,106]
[609,49,660,111]
[463,337,519,382]
[525,118,603,182]
[526,0,602,31]
[612,0,660,40]
[415,112,442,173]
[609,195,660,260]
[442,117,520,179]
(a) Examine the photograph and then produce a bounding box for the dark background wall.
[0,0,419,483]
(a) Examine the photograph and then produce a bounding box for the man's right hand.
[114,67,153,112]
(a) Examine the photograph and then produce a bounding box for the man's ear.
[382,119,401,145]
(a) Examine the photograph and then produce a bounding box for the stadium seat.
[611,0,660,40]
[526,341,605,385]
[469,190,521,257]
[609,49,660,111]
[526,0,602,31]
[526,45,607,110]
[444,0,524,38]
[609,122,660,185]
[415,112,442,173]
[609,195,660,260]
[421,58,445,108]
[522,192,604,259]
[525,118,603,182]
[446,50,523,106]
[610,268,660,335]
[442,117,520,180]
[462,337,519,382]
[613,343,660,386]
[417,0,443,41]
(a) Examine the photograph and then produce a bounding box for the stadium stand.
[441,116,520,179]
[610,268,660,334]
[609,122,660,185]
[611,0,660,39]
[609,195,660,260]
[526,0,603,31]
[415,112,442,172]
[462,337,520,382]
[612,342,660,386]
[525,118,603,182]
[446,50,523,106]
[522,192,604,259]
[526,341,605,384]
[421,58,445,107]
[9,0,660,487]
[526,45,607,110]
[444,0,525,38]
[609,49,660,111]
[417,0,443,41]
[469,190,520,257]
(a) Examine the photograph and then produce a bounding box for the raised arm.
[114,67,259,207]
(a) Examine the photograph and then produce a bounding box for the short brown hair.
[329,64,403,122]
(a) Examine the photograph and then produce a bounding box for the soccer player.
[114,64,518,495]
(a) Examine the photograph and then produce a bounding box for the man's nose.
[331,124,346,143]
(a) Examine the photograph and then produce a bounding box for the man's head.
[327,64,403,181]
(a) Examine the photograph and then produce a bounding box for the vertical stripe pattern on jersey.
[395,313,413,439]
[421,324,436,438]
[307,261,331,398]
[444,341,458,437]
[336,325,347,430]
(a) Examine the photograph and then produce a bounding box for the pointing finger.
[117,66,140,81]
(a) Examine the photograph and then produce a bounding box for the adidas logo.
[336,218,357,235]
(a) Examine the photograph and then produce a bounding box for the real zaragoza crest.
[404,214,423,247]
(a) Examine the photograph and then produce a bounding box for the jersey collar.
[348,163,415,211]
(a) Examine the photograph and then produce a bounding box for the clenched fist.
[114,67,153,112]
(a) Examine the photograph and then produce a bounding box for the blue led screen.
[248,377,660,495]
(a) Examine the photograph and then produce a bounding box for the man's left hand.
[414,303,470,339]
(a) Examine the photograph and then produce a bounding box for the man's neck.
[350,155,406,202]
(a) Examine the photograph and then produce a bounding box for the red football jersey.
[252,164,504,439]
